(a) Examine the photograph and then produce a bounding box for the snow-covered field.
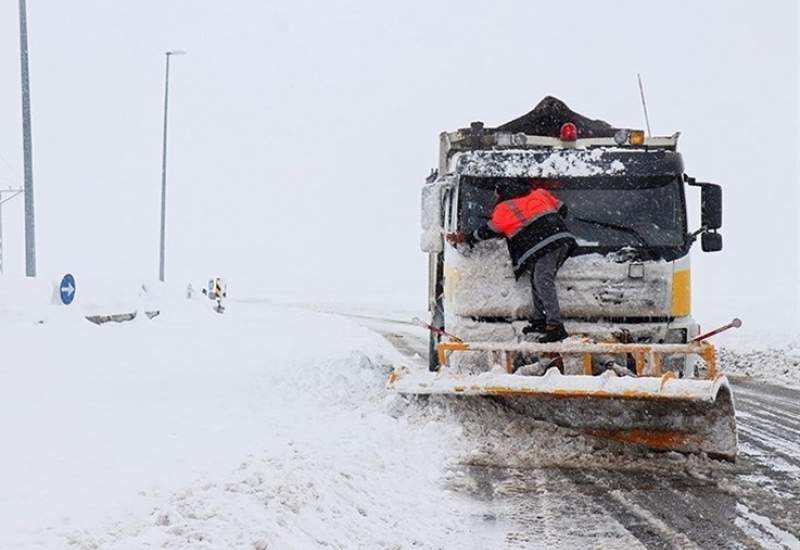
[0,277,488,548]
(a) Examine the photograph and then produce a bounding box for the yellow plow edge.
[389,339,738,460]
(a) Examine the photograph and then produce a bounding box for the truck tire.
[428,331,441,371]
[428,251,445,372]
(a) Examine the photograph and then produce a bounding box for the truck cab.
[421,120,723,374]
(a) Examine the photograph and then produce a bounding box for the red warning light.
[560,122,577,141]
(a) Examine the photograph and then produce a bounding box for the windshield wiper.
[571,216,650,248]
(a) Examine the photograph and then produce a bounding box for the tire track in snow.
[735,402,800,445]
[732,378,800,416]
[450,465,647,549]
[735,398,800,428]
[381,331,428,365]
[737,428,800,471]
[569,469,766,550]
[734,502,800,550]
[562,469,683,549]
[733,376,800,537]
[734,383,800,468]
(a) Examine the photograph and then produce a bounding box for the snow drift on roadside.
[714,328,800,388]
[0,282,478,549]
[719,343,800,389]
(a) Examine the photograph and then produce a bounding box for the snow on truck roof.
[453,148,684,178]
[439,96,681,176]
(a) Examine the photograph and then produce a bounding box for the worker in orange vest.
[448,181,575,342]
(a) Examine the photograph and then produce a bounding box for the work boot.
[545,356,565,374]
[538,323,568,343]
[522,319,547,335]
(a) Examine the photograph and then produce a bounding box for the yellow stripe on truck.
[671,270,691,317]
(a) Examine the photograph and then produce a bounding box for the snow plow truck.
[389,97,739,460]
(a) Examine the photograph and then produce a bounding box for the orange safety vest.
[481,188,575,277]
[489,189,563,237]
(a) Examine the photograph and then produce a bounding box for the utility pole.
[159,50,186,282]
[18,0,36,276]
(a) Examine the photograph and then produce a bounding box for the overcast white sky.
[0,1,797,330]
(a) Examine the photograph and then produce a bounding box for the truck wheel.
[428,332,441,372]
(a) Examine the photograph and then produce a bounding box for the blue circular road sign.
[60,273,76,305]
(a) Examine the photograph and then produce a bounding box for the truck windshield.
[459,175,688,259]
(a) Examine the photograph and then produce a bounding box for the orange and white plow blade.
[387,367,738,460]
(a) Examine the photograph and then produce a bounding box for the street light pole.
[159,50,186,282]
[18,0,36,277]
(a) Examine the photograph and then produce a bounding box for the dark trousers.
[530,243,570,325]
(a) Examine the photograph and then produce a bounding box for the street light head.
[166,50,187,56]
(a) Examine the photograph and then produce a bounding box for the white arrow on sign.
[61,283,75,297]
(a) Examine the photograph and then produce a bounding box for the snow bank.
[0,274,59,323]
[718,342,800,389]
[58,351,481,549]
[0,277,481,548]
[0,273,195,325]
[706,327,800,388]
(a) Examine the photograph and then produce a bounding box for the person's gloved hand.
[446,232,466,245]
[446,231,476,251]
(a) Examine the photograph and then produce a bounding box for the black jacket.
[467,198,575,278]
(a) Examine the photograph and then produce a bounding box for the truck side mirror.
[686,176,723,252]
[701,232,722,252]
[701,184,722,230]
